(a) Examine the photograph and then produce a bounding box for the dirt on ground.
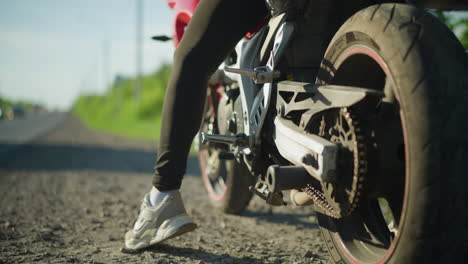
[0,114,329,264]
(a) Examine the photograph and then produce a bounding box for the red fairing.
[246,18,267,39]
[166,0,200,47]
[166,0,266,47]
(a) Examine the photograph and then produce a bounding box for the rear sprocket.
[305,107,367,219]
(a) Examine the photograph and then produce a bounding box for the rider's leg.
[153,0,267,191]
[125,0,267,250]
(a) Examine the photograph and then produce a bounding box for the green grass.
[74,108,161,141]
[73,64,171,141]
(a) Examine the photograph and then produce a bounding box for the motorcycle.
[156,0,468,263]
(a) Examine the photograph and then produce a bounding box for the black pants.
[153,0,268,191]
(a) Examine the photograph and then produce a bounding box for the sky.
[0,0,174,110]
[0,2,466,110]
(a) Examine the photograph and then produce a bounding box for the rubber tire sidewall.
[316,4,468,264]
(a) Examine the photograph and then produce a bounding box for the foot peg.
[249,185,286,206]
[224,66,280,84]
[250,165,313,206]
[201,132,249,147]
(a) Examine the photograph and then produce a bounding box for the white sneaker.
[124,190,197,250]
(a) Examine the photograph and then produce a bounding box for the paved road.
[0,112,66,160]
[0,113,328,264]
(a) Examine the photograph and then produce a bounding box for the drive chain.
[303,108,367,219]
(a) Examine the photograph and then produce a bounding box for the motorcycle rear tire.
[316,4,468,264]
[199,150,254,214]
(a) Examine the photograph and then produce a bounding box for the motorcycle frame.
[165,0,468,168]
[164,0,468,126]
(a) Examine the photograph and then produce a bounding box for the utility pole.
[135,0,143,104]
[102,39,110,93]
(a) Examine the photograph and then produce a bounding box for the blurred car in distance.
[12,105,26,118]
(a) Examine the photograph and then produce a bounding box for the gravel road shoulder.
[0,114,329,264]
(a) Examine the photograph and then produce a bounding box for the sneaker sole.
[123,214,197,252]
[160,222,197,243]
[151,214,197,245]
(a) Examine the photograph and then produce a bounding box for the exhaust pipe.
[264,165,312,193]
[263,165,314,206]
